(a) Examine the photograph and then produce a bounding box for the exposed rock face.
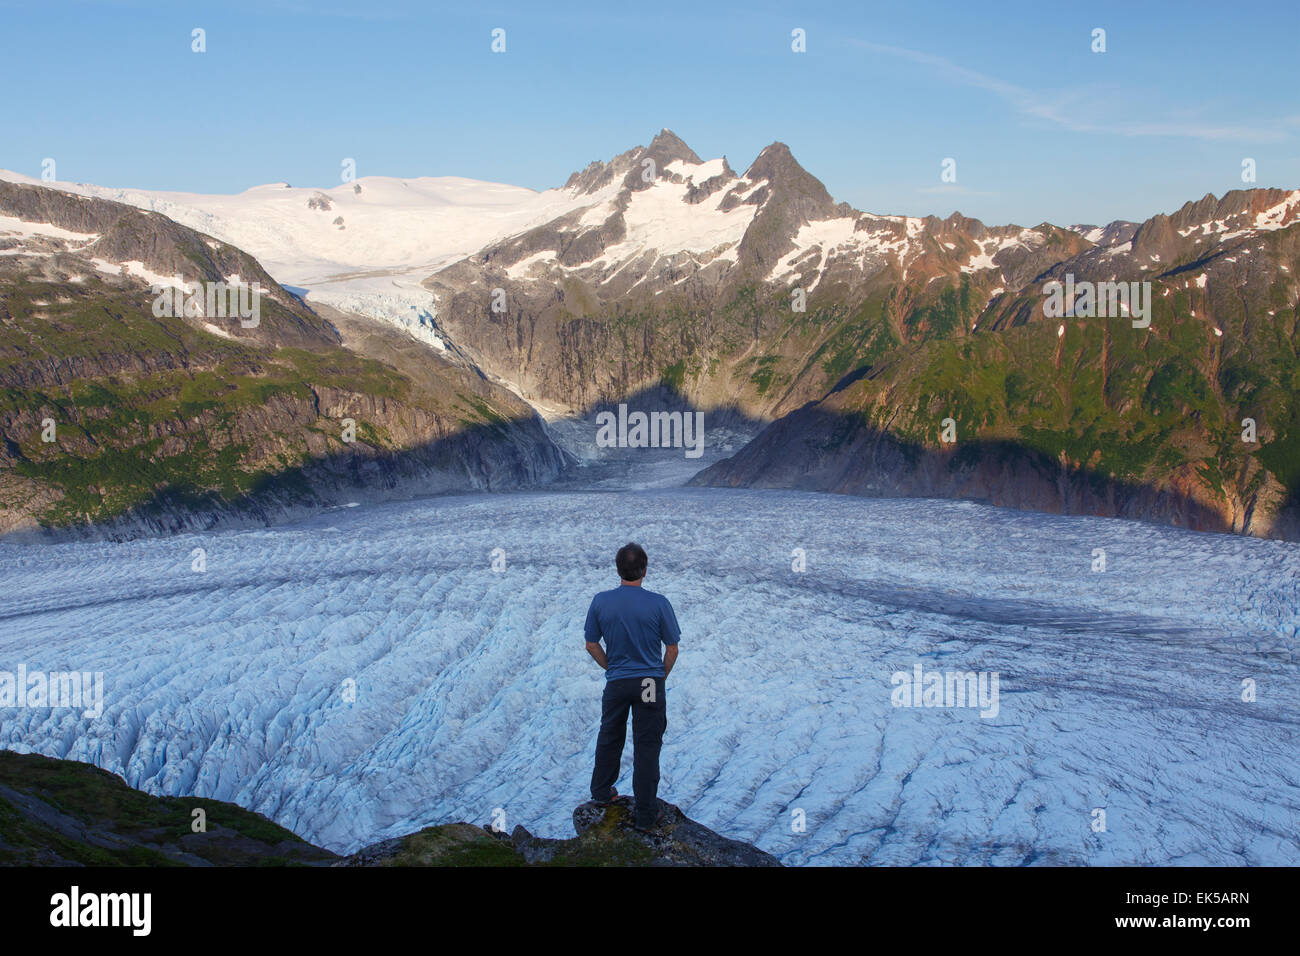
[734,141,846,272]
[1068,221,1139,248]
[566,795,780,867]
[345,795,779,867]
[423,132,1091,423]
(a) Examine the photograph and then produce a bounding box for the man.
[584,542,681,831]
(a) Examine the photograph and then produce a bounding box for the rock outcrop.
[345,795,780,868]
[2,752,779,867]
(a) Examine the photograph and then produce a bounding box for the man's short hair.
[616,542,648,581]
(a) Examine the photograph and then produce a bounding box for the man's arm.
[661,597,681,678]
[583,598,606,669]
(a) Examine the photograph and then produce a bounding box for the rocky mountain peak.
[1070,220,1139,248]
[646,128,702,166]
[622,128,705,193]
[745,142,819,192]
[563,129,705,195]
[734,142,840,271]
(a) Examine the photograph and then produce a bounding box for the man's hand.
[663,643,678,678]
[585,641,608,670]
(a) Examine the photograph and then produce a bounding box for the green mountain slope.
[0,183,569,536]
[695,189,1300,538]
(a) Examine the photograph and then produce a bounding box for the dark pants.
[590,676,666,827]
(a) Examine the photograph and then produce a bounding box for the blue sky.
[2,0,1297,226]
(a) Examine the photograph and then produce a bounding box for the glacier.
[0,488,1297,865]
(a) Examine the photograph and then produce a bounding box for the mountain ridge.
[0,181,571,537]
[1,130,1297,539]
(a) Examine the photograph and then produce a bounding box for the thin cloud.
[847,39,1291,143]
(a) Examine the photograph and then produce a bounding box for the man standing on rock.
[584,542,681,831]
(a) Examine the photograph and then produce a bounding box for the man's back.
[586,542,678,831]
[584,585,680,681]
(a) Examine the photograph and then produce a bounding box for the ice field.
[0,488,1297,864]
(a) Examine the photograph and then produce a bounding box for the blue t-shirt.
[584,585,681,681]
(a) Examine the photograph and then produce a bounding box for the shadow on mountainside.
[7,377,781,541]
[691,402,1300,540]
[10,412,574,543]
[538,383,770,490]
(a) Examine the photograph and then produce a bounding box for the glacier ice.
[0,488,1296,865]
